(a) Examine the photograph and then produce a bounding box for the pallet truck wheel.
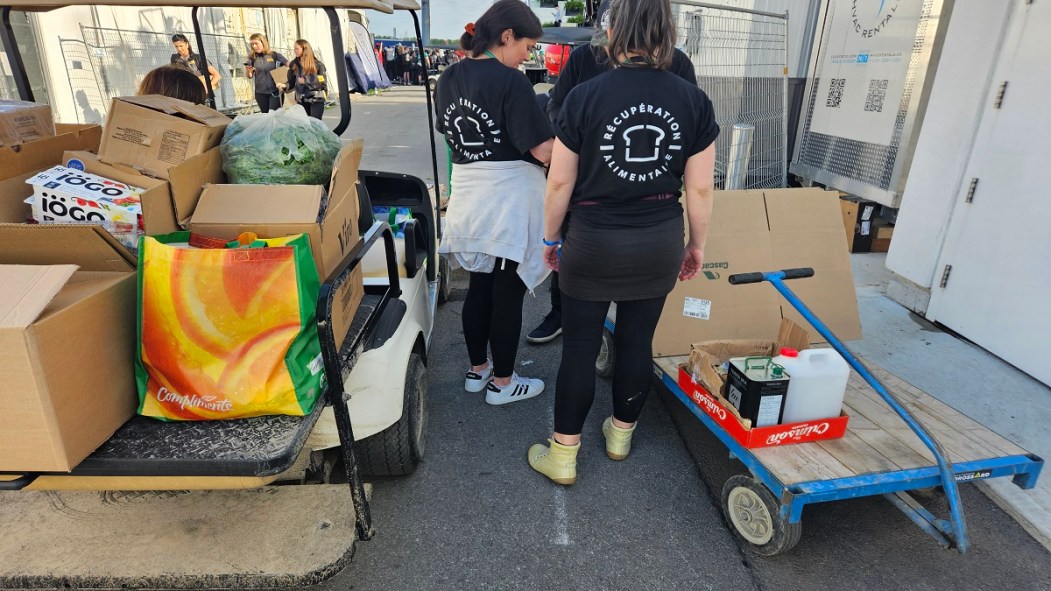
[437,255,452,305]
[721,475,802,556]
[595,328,616,379]
[356,353,427,476]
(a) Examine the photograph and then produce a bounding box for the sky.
[367,0,554,41]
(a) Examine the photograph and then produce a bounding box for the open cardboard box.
[0,224,138,471]
[98,96,230,181]
[0,124,102,224]
[64,148,224,235]
[652,188,862,356]
[680,318,849,449]
[190,139,366,346]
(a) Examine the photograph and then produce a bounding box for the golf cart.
[0,0,447,585]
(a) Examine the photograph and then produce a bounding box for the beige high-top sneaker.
[602,417,636,461]
[527,438,579,485]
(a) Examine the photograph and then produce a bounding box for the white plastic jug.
[772,348,850,424]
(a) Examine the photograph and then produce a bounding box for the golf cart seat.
[356,171,436,282]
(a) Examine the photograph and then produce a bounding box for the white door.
[927,1,1051,386]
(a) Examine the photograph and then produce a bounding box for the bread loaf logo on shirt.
[443,98,502,160]
[600,103,683,181]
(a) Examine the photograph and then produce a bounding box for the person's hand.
[276,82,287,91]
[543,244,560,272]
[679,244,703,281]
[297,76,306,84]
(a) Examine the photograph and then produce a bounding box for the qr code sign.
[826,78,846,108]
[865,79,889,113]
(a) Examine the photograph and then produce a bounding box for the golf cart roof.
[1,0,400,12]
[539,26,598,46]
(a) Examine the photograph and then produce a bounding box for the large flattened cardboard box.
[0,224,138,472]
[652,188,861,356]
[0,100,56,146]
[99,96,230,181]
[64,148,223,234]
[190,139,365,347]
[0,124,103,224]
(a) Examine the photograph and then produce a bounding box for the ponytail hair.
[459,0,542,58]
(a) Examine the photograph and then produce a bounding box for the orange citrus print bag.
[135,232,326,420]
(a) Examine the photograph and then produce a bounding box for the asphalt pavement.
[313,87,1051,590]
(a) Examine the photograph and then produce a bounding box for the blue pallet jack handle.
[728,268,969,553]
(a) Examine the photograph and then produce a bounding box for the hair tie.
[465,22,476,36]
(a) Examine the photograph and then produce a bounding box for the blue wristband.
[542,239,562,247]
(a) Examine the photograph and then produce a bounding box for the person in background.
[170,33,221,91]
[245,33,288,113]
[525,0,699,345]
[285,39,328,120]
[401,45,413,85]
[138,65,207,104]
[384,43,397,80]
[435,0,554,406]
[527,0,718,484]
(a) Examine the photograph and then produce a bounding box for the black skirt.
[559,215,684,301]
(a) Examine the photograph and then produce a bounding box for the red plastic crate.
[677,366,849,449]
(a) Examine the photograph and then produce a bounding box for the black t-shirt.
[435,59,553,165]
[171,52,208,76]
[556,67,719,227]
[547,45,697,123]
[250,52,288,94]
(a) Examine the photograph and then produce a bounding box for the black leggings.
[255,92,281,113]
[554,294,667,435]
[300,100,324,119]
[462,259,527,377]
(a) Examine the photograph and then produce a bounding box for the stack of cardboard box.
[0,96,366,472]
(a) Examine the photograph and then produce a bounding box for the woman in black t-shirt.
[169,33,221,91]
[435,0,554,407]
[285,39,328,120]
[245,33,288,113]
[528,0,719,485]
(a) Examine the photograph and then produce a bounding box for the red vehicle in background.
[544,43,573,79]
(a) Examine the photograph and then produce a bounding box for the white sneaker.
[485,373,545,406]
[465,362,493,393]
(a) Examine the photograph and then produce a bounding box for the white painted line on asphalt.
[554,487,571,546]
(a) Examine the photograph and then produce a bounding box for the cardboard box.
[0,224,138,471]
[270,66,290,87]
[871,224,894,253]
[64,148,224,235]
[0,100,56,146]
[189,139,365,345]
[687,318,810,404]
[99,96,230,180]
[652,188,862,356]
[840,196,879,253]
[676,365,849,449]
[0,124,102,223]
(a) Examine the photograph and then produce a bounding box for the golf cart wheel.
[437,255,452,305]
[428,78,437,92]
[721,475,801,556]
[595,328,615,379]
[356,353,427,476]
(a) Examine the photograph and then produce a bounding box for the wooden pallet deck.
[655,356,1029,486]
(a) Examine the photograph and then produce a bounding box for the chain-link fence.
[66,25,297,119]
[673,1,788,189]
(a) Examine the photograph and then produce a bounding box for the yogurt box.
[24,165,143,228]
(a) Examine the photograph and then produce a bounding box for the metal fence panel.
[673,1,788,189]
[74,25,292,116]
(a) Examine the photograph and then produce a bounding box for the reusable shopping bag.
[135,231,326,420]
